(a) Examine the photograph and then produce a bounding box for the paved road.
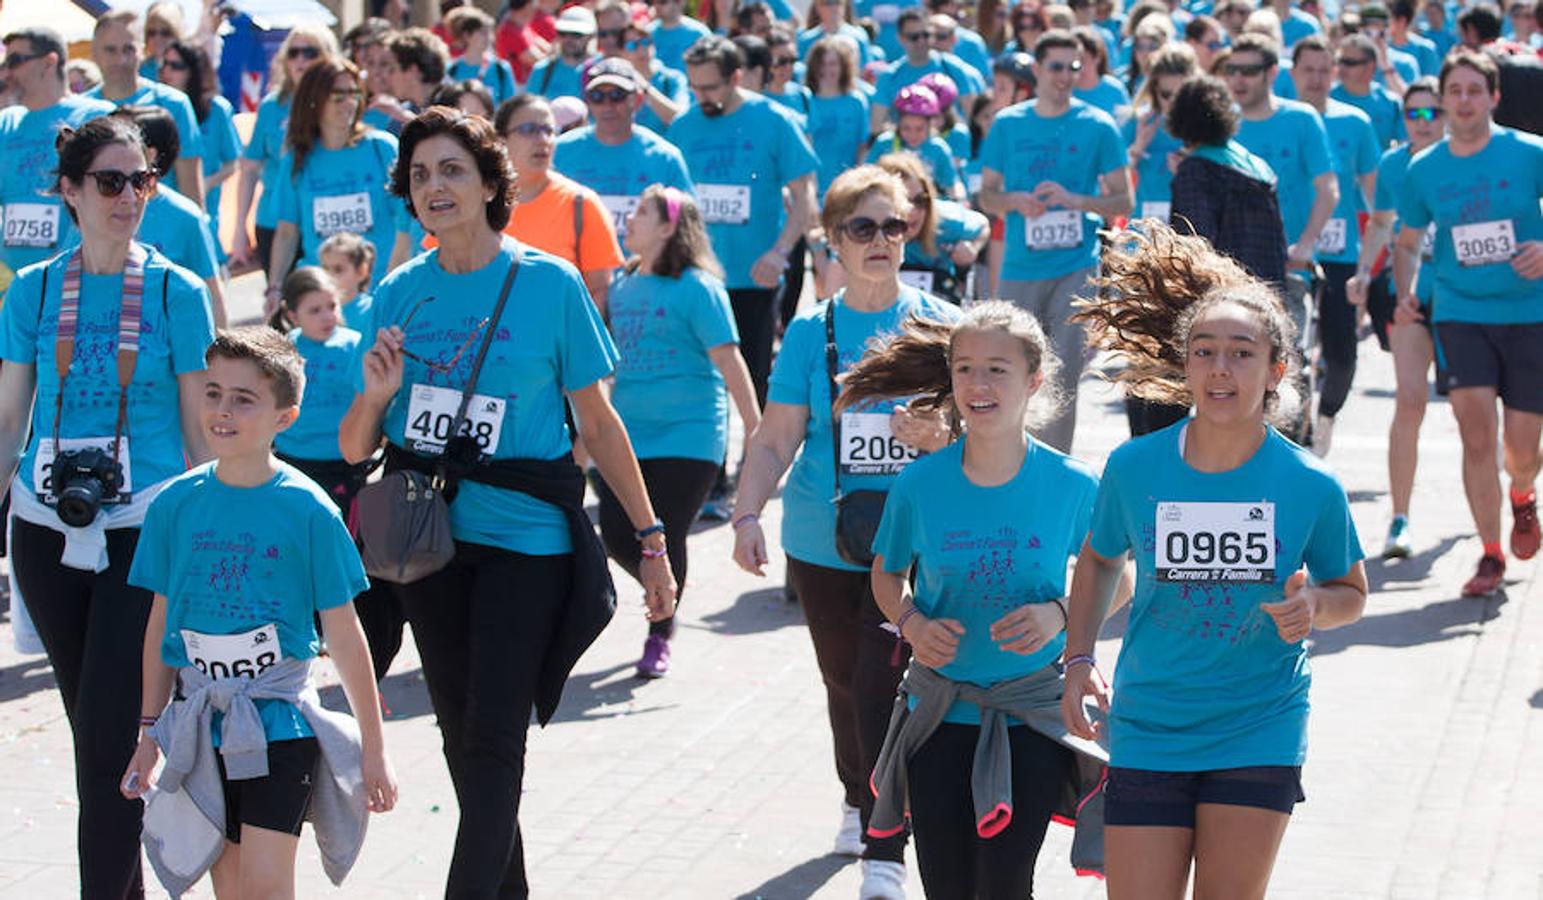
[0,274,1537,898]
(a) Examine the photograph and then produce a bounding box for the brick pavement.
[0,278,1538,898]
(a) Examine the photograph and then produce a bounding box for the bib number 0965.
[1155,501,1276,582]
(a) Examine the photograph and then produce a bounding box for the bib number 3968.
[839,412,919,475]
[181,624,281,680]
[405,384,505,455]
[1155,501,1276,582]
[313,192,373,237]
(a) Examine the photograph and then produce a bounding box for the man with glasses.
[0,27,115,286]
[87,10,205,210]
[1352,5,1419,90]
[553,58,695,241]
[1331,32,1406,148]
[1393,50,1543,596]
[532,6,600,99]
[649,0,711,73]
[977,30,1130,454]
[872,8,980,132]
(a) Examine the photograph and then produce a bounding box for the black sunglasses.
[1223,62,1268,76]
[596,28,626,40]
[585,86,632,104]
[83,168,158,198]
[1336,55,1373,67]
[773,55,798,66]
[287,45,322,61]
[145,26,177,39]
[159,57,189,72]
[841,216,909,242]
[1405,106,1443,121]
[901,30,928,42]
[908,191,931,207]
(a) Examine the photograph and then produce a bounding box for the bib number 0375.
[1155,501,1276,582]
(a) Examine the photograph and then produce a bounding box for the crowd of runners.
[0,0,1540,896]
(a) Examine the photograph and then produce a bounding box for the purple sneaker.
[636,634,671,679]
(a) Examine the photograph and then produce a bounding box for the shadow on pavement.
[544,661,681,724]
[1309,590,1506,658]
[733,853,853,900]
[0,655,56,703]
[1365,535,1463,592]
[1530,689,1543,709]
[319,668,435,721]
[695,587,806,636]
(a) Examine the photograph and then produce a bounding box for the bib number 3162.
[405,384,505,455]
[1155,501,1276,582]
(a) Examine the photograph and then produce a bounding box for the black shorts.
[215,736,320,843]
[1103,765,1305,828]
[1366,272,1434,351]
[1433,321,1543,413]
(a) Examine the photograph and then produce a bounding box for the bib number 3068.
[405,384,505,455]
[1155,501,1276,582]
[181,624,281,680]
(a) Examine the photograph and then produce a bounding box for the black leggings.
[12,519,148,900]
[393,542,572,900]
[595,457,719,639]
[908,723,1072,900]
[1317,261,1361,419]
[777,239,808,328]
[729,288,778,408]
[785,556,909,863]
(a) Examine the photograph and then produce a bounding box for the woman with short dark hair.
[339,106,676,898]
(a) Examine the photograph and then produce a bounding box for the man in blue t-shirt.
[648,0,712,73]
[1392,50,1543,598]
[976,30,1130,454]
[531,7,600,100]
[1329,33,1406,149]
[595,1,688,134]
[871,8,981,132]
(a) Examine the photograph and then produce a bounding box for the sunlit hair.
[626,185,724,280]
[819,164,912,243]
[1403,74,1439,104]
[874,153,939,258]
[318,231,378,290]
[1440,47,1499,94]
[268,265,336,332]
[270,24,340,100]
[286,57,367,175]
[206,326,306,409]
[1134,42,1198,111]
[1072,222,1301,424]
[804,35,856,94]
[836,301,1064,431]
[392,106,517,231]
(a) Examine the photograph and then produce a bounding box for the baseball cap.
[557,6,598,35]
[584,56,642,91]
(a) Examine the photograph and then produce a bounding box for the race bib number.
[1452,219,1515,267]
[405,383,505,455]
[698,184,750,225]
[1314,218,1347,256]
[3,203,60,249]
[1140,201,1171,222]
[872,3,901,22]
[312,192,373,237]
[1023,209,1082,250]
[898,269,934,293]
[1155,501,1276,583]
[839,412,920,475]
[33,436,132,505]
[181,624,282,681]
[599,194,640,236]
[1420,223,1436,260]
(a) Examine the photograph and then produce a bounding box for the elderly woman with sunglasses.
[0,115,214,899]
[731,164,959,899]
[340,107,675,898]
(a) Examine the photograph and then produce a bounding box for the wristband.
[139,715,158,727]
[1050,598,1069,628]
[634,521,665,541]
[731,513,759,530]
[896,604,921,637]
[1063,654,1096,671]
[640,545,667,559]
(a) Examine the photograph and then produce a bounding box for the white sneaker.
[1312,414,1334,457]
[833,801,865,857]
[859,859,906,900]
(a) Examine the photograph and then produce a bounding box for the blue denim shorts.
[1103,765,1305,828]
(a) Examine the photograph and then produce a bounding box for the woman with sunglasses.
[138,1,184,80]
[799,0,878,67]
[731,165,959,899]
[1123,15,1174,99]
[1345,77,1445,560]
[0,115,214,899]
[876,152,987,306]
[341,105,674,899]
[231,24,336,275]
[1003,2,1049,55]
[265,58,411,315]
[157,41,241,270]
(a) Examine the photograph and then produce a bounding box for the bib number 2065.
[1155,501,1276,582]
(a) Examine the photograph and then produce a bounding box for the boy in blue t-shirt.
[121,328,397,891]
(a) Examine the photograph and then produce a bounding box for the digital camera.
[51,448,126,528]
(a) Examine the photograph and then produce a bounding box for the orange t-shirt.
[421,172,624,275]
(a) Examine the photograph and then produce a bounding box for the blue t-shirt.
[1393,32,1440,76]
[767,289,961,571]
[853,0,924,61]
[448,56,518,106]
[609,266,739,463]
[276,327,362,461]
[875,438,1097,723]
[1373,144,1433,301]
[199,95,243,259]
[980,99,1126,282]
[1235,99,1335,245]
[874,52,982,113]
[553,126,695,239]
[1316,99,1380,265]
[1280,7,1322,48]
[950,28,993,85]
[903,198,987,279]
[866,131,960,192]
[86,78,205,186]
[136,186,220,280]
[340,292,374,332]
[1329,82,1404,149]
[1074,75,1132,124]
[766,83,814,129]
[0,96,116,275]
[271,132,407,287]
[530,55,592,100]
[1088,423,1363,771]
[128,462,368,742]
[808,92,871,197]
[638,63,690,137]
[0,247,215,498]
[243,92,292,228]
[1125,110,1186,217]
[354,238,617,554]
[797,23,876,67]
[666,94,819,289]
[1418,25,1459,59]
[1397,126,1543,324]
[651,17,713,72]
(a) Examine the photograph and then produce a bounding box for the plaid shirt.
[1171,155,1289,293]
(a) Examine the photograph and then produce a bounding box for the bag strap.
[539,58,558,96]
[573,190,585,250]
[825,300,843,501]
[436,246,522,478]
[52,243,147,464]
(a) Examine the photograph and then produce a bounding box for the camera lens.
[56,479,103,528]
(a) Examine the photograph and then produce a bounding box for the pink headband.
[661,187,686,226]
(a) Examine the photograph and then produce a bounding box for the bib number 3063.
[1452,219,1515,267]
[405,384,505,455]
[1155,501,1276,582]
[181,624,281,680]
[839,412,919,475]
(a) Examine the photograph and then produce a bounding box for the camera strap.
[51,243,147,467]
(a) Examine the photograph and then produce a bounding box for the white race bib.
[312,191,373,237]
[1314,217,1347,256]
[1420,222,1436,260]
[1140,201,1171,222]
[405,383,506,456]
[872,3,901,23]
[181,624,282,681]
[838,411,920,475]
[1452,219,1516,267]
[1023,209,1083,250]
[599,194,640,237]
[33,436,133,505]
[898,269,934,293]
[1155,501,1276,583]
[967,172,982,196]
[698,184,751,225]
[3,203,60,249]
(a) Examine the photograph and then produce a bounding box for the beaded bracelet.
[1063,654,1096,671]
[731,513,759,530]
